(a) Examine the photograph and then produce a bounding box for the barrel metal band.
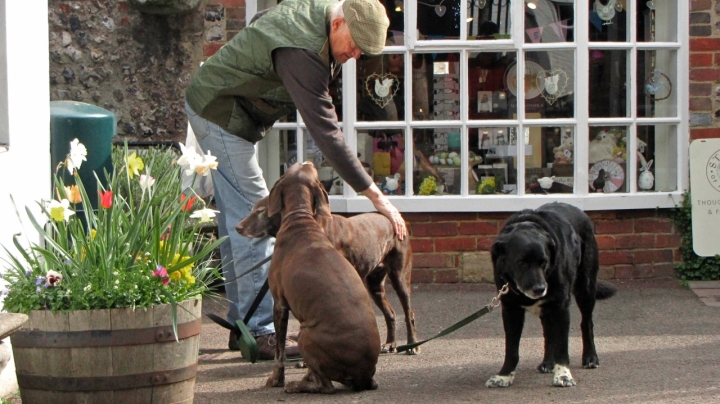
[11,318,201,348]
[17,364,197,391]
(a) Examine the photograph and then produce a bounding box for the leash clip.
[487,283,510,311]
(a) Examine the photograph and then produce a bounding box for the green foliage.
[670,191,720,281]
[1,142,225,313]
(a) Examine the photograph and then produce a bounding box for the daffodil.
[126,152,144,179]
[194,151,219,177]
[66,139,87,174]
[177,142,202,176]
[46,199,75,222]
[190,208,220,223]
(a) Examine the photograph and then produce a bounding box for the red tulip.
[180,194,198,211]
[98,190,113,209]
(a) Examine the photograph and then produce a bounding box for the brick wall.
[690,0,720,139]
[406,210,681,284]
[204,0,246,58]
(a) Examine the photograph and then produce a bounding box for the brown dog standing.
[264,163,380,393]
[237,190,418,354]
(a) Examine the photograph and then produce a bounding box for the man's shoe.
[255,333,301,360]
[229,330,298,351]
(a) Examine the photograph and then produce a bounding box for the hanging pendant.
[536,69,568,105]
[594,0,617,25]
[366,73,399,108]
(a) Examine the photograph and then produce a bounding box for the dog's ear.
[541,232,557,269]
[491,239,505,263]
[268,187,283,218]
[312,181,329,211]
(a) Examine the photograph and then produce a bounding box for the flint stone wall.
[48,0,216,140]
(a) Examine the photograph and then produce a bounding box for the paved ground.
[193,278,720,404]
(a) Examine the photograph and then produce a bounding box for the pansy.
[66,138,88,174]
[139,174,155,191]
[46,199,75,222]
[126,152,145,179]
[46,270,63,287]
[190,208,220,223]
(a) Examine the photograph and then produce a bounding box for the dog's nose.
[531,285,547,298]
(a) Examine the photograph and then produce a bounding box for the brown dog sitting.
[237,182,418,355]
[264,162,380,394]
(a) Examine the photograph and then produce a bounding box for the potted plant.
[1,139,225,403]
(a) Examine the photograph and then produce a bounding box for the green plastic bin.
[50,101,116,210]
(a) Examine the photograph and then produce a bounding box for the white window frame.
[253,0,689,213]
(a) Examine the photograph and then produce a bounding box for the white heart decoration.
[365,73,400,108]
[435,5,446,17]
[535,69,568,105]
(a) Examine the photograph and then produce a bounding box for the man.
[185,0,406,360]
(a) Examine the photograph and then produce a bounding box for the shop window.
[468,51,517,120]
[468,127,520,195]
[588,126,628,193]
[637,125,677,192]
[357,54,405,122]
[525,0,573,43]
[589,50,627,118]
[257,0,687,211]
[525,51,574,119]
[637,49,676,118]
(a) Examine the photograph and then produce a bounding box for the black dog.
[486,202,617,388]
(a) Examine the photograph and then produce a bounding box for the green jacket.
[185,0,337,143]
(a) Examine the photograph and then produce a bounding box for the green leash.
[396,283,509,353]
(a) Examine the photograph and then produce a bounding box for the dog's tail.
[596,280,618,300]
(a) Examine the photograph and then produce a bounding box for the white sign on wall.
[690,139,720,256]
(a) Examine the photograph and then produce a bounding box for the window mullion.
[404,49,414,196]
[514,0,526,195]
[460,49,468,196]
[627,2,638,195]
[343,59,358,198]
[575,0,590,196]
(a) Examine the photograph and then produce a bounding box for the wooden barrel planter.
[10,299,202,404]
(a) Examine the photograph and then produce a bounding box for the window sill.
[329,191,684,213]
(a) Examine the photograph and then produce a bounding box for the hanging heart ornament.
[366,73,400,108]
[536,69,568,105]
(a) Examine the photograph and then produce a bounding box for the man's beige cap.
[343,0,390,56]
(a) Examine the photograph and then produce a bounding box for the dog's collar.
[283,208,314,220]
[500,277,522,296]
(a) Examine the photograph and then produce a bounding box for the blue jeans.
[185,102,275,337]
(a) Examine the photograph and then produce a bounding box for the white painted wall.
[0,0,50,398]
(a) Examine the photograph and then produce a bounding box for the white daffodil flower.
[190,208,220,223]
[177,142,203,176]
[46,199,75,222]
[194,151,219,177]
[139,174,156,190]
[66,139,88,174]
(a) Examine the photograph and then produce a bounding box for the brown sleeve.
[273,47,373,193]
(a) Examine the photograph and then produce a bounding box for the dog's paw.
[294,361,308,369]
[381,343,396,354]
[405,346,420,355]
[284,381,301,393]
[552,365,576,387]
[266,375,284,388]
[537,361,554,373]
[485,372,514,388]
[266,367,285,388]
[582,355,600,369]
